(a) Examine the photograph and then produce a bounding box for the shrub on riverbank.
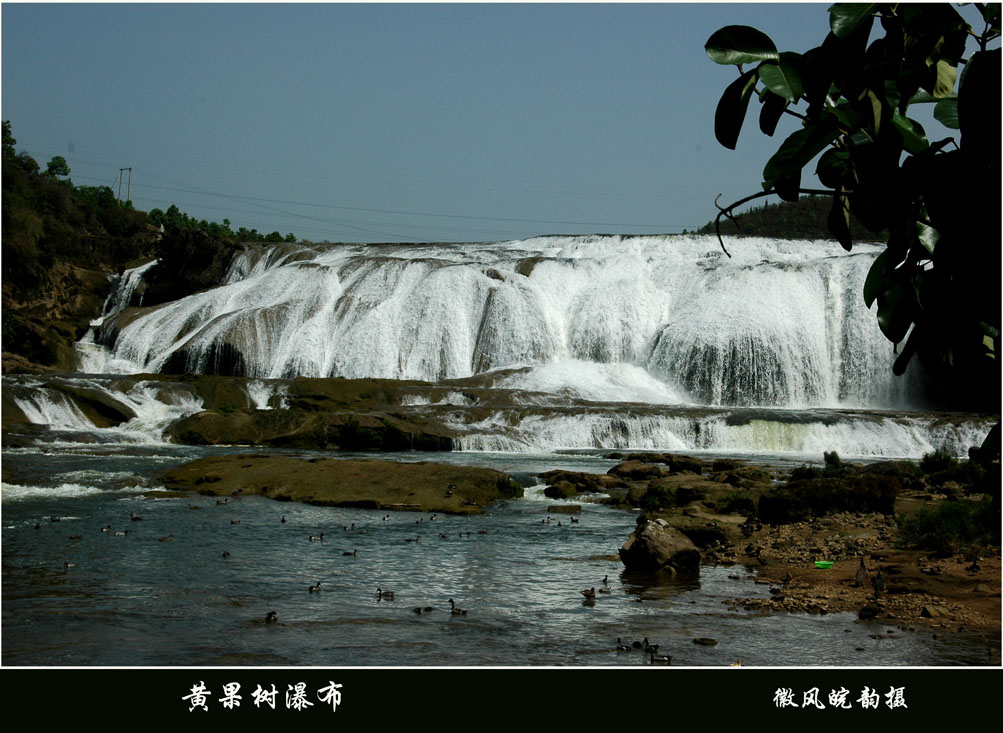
[758,474,899,523]
[897,498,998,556]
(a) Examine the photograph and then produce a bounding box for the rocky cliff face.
[2,255,143,373]
[1,225,240,374]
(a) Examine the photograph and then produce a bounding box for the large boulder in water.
[619,515,701,574]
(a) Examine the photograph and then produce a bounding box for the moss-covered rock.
[165,408,454,451]
[543,482,579,499]
[157,454,521,515]
[608,460,665,481]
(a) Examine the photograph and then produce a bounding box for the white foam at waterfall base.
[450,410,994,460]
[246,380,288,409]
[100,382,204,443]
[1,482,148,501]
[7,377,205,445]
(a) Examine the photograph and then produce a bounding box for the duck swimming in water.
[448,598,467,615]
[265,611,278,624]
[309,581,322,593]
[377,587,395,600]
[581,587,597,599]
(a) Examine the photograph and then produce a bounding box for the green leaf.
[864,89,883,136]
[816,148,850,188]
[714,69,758,150]
[762,119,841,190]
[877,282,914,344]
[827,191,853,250]
[829,4,877,39]
[977,3,1001,34]
[916,221,940,255]
[773,168,802,202]
[958,49,1000,152]
[908,90,939,105]
[891,112,929,154]
[863,250,888,308]
[933,59,958,98]
[933,98,959,128]
[757,54,805,102]
[759,91,788,136]
[706,26,780,65]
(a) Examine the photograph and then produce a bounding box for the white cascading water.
[92,235,923,409]
[448,409,993,459]
[4,376,205,444]
[76,259,160,374]
[20,234,985,459]
[4,378,98,432]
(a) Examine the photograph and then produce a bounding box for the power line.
[74,176,695,230]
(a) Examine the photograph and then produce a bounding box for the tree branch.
[713,188,837,257]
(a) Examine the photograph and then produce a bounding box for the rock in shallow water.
[619,515,701,574]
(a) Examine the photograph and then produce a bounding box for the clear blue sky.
[0,2,964,243]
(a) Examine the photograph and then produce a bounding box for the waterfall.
[23,233,987,460]
[76,259,160,374]
[5,380,98,431]
[86,235,928,410]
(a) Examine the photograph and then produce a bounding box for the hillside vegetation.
[1,121,300,373]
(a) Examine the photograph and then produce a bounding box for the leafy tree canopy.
[707,3,1000,409]
[43,155,70,178]
[2,120,15,158]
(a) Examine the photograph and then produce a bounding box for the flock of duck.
[615,636,672,664]
[49,489,684,665]
[255,509,479,628]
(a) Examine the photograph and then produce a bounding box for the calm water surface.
[2,441,998,667]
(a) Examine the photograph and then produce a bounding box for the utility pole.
[118,167,132,201]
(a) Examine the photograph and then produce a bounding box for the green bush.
[822,450,850,477]
[898,499,998,556]
[920,446,958,475]
[790,464,821,481]
[638,484,676,512]
[719,492,757,516]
